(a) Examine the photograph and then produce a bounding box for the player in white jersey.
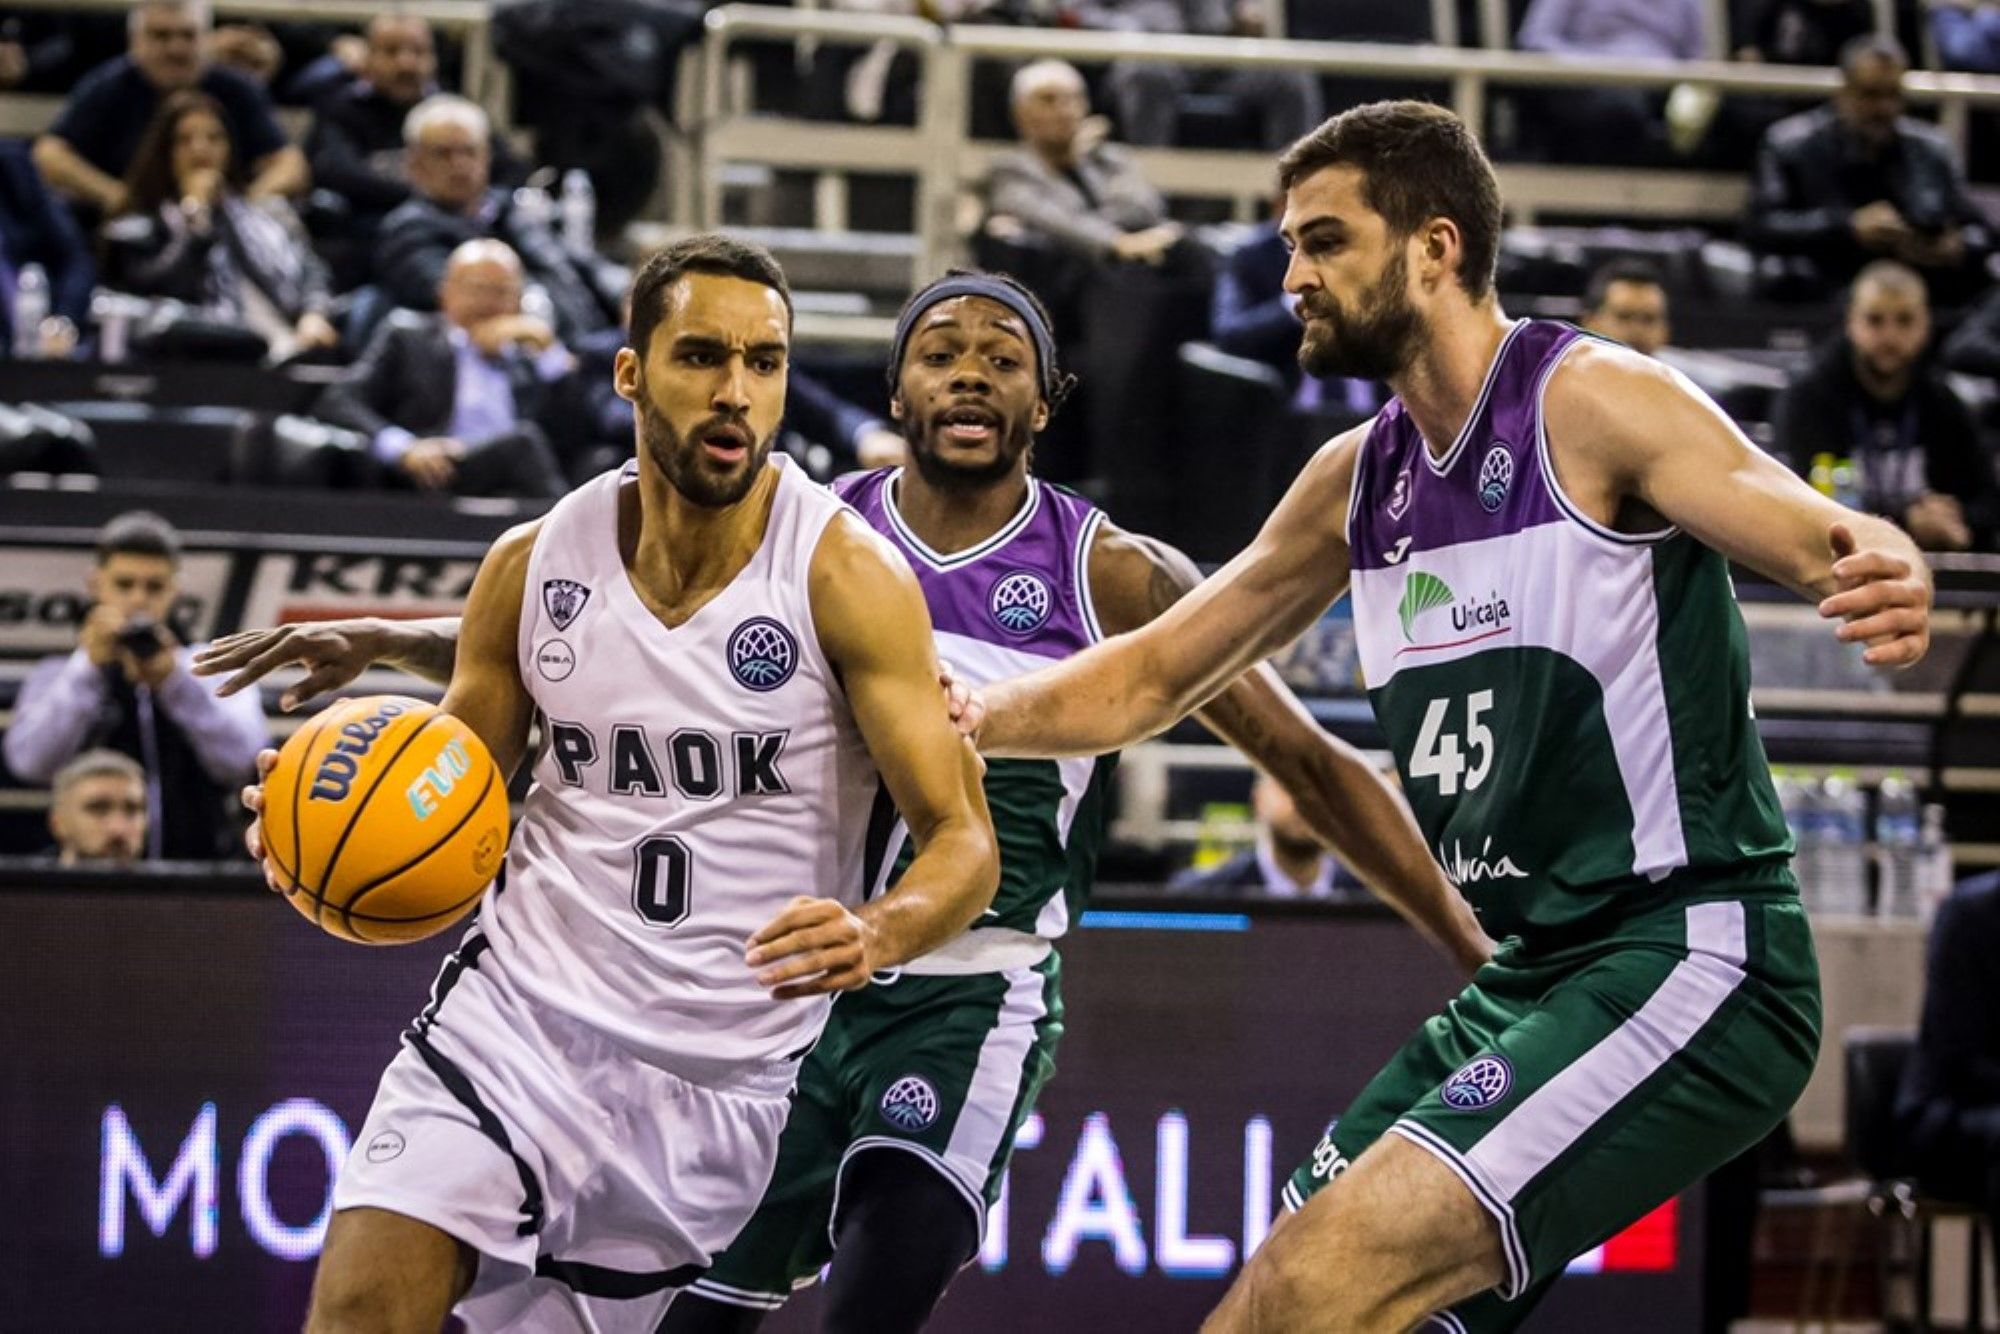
[234,235,999,1334]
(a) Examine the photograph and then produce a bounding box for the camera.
[116,616,166,661]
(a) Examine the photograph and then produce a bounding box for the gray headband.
[889,275,1059,401]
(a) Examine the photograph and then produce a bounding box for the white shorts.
[333,929,794,1334]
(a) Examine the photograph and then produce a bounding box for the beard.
[637,396,774,509]
[902,413,1035,492]
[1297,251,1426,382]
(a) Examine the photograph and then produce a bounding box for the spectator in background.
[32,0,306,223]
[1209,203,1381,414]
[101,90,337,364]
[307,17,526,252]
[1516,0,1707,162]
[1773,260,1996,551]
[1930,0,2000,72]
[45,749,148,867]
[315,238,569,498]
[2,512,265,861]
[1894,870,2000,1268]
[0,140,92,354]
[374,94,607,342]
[1167,772,1360,900]
[1580,258,1672,356]
[987,60,1184,270]
[1733,0,1875,65]
[1746,35,1992,297]
[1063,0,1321,150]
[205,21,282,88]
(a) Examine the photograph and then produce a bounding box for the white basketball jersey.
[484,455,882,1085]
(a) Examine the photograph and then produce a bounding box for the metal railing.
[696,4,2000,282]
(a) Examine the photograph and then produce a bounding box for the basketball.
[259,695,510,945]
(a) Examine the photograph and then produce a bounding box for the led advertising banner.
[0,888,1702,1331]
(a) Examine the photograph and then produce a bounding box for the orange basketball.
[259,695,509,945]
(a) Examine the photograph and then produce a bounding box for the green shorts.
[1284,894,1821,1333]
[687,954,1063,1312]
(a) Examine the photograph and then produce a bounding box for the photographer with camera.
[3,510,265,860]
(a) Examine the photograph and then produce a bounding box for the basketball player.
[203,269,1493,1331]
[233,234,1001,1334]
[945,101,1934,1331]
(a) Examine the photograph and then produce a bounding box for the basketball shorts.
[1283,894,1821,1334]
[686,954,1064,1312]
[333,928,794,1334]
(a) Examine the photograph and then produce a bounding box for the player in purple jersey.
[949,103,1934,1331]
[200,268,1492,1332]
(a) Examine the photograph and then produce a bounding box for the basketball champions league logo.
[989,570,1053,636]
[1477,443,1513,513]
[543,579,590,631]
[879,1075,941,1132]
[1441,1055,1513,1111]
[728,618,799,691]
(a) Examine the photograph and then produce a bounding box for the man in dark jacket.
[1167,772,1361,900]
[373,93,607,341]
[1895,870,2000,1271]
[1771,260,1997,551]
[1746,34,1992,297]
[315,238,567,498]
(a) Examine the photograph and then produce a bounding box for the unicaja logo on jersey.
[728,618,798,691]
[1478,444,1514,513]
[1442,1055,1513,1111]
[879,1075,940,1132]
[989,570,1053,636]
[1398,573,1513,652]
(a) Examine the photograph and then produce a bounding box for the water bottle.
[1873,775,1920,919]
[13,262,48,359]
[1830,456,1863,511]
[1914,803,1954,924]
[560,169,596,253]
[1818,773,1869,917]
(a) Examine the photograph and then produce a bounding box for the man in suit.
[1168,772,1361,900]
[314,238,568,498]
[373,93,607,342]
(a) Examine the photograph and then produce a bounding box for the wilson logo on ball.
[989,570,1052,635]
[728,618,798,691]
[308,700,411,802]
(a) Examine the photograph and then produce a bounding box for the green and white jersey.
[1346,322,1794,941]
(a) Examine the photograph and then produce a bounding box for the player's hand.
[745,896,877,999]
[939,660,985,741]
[241,748,287,894]
[1818,521,1932,667]
[195,619,383,710]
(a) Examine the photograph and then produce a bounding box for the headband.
[889,275,1059,401]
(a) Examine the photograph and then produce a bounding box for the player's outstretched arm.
[747,515,999,1000]
[975,431,1363,759]
[1089,525,1495,974]
[1547,341,1933,667]
[435,525,539,780]
[196,616,465,710]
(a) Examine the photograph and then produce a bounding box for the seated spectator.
[2,511,265,861]
[205,21,282,89]
[315,238,569,499]
[1209,209,1380,414]
[1941,278,2000,380]
[1517,0,1707,163]
[45,749,148,867]
[31,0,306,223]
[1733,0,1874,65]
[1746,35,1992,298]
[1893,870,2000,1266]
[307,17,526,253]
[987,60,1185,271]
[1063,0,1320,151]
[100,90,337,364]
[1166,773,1360,900]
[0,140,93,354]
[1772,260,1997,551]
[1931,0,2000,73]
[1580,258,1672,356]
[375,94,608,342]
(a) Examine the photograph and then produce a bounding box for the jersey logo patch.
[879,1075,941,1132]
[728,617,799,691]
[1441,1055,1514,1111]
[1478,444,1513,513]
[1386,468,1412,520]
[364,1130,406,1162]
[535,638,576,682]
[989,570,1053,636]
[544,579,591,630]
